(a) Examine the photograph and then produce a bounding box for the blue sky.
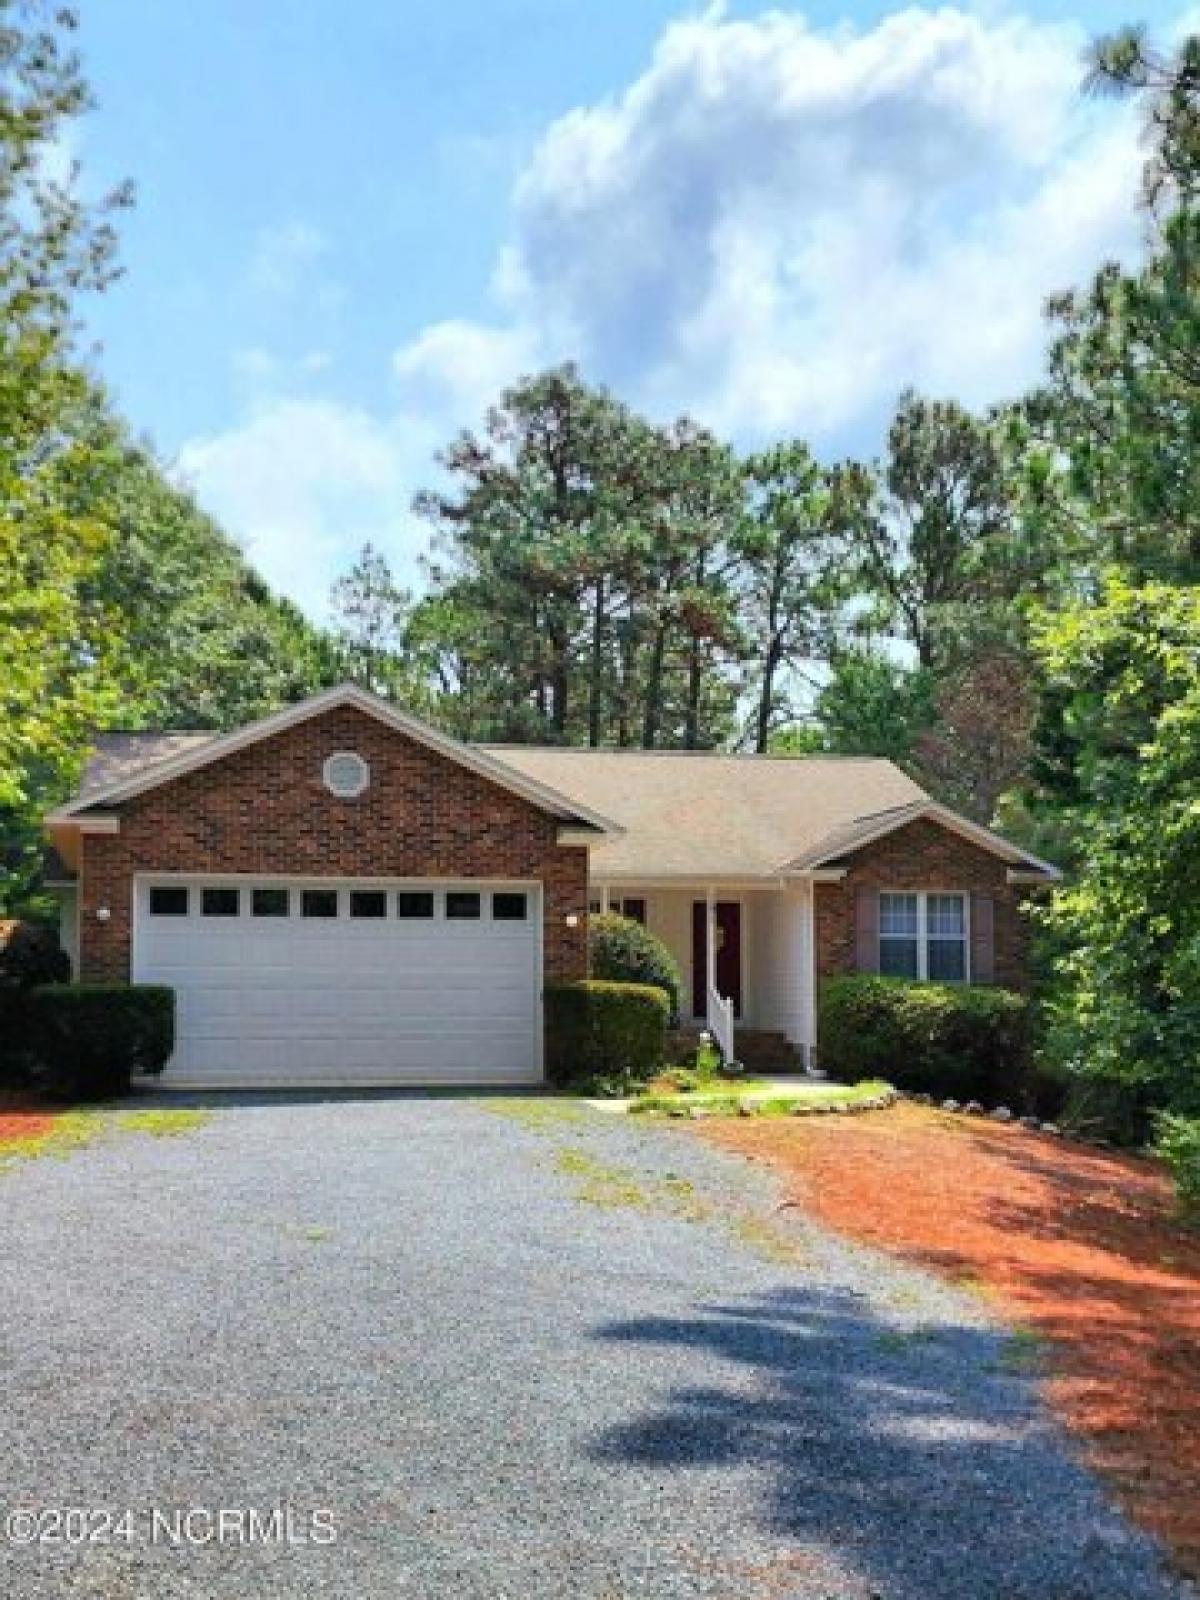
[74,1,1183,616]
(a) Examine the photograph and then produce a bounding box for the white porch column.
[705,885,716,996]
[600,884,610,913]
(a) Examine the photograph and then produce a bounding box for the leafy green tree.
[1033,577,1200,1123]
[637,418,742,750]
[1020,28,1200,584]
[834,391,1021,670]
[415,367,743,748]
[735,442,842,752]
[1028,231,1200,583]
[329,541,429,707]
[68,412,341,732]
[911,645,1035,822]
[1085,26,1200,211]
[0,1,132,905]
[806,648,935,765]
[416,366,647,742]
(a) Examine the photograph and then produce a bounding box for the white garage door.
[132,878,542,1088]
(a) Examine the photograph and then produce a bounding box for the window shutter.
[854,888,879,973]
[971,893,995,984]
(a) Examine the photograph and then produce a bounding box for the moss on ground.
[550,1145,805,1264]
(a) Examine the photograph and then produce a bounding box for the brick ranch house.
[44,683,1058,1090]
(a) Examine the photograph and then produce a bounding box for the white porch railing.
[706,981,735,1066]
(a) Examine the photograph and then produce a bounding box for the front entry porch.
[589,881,817,1067]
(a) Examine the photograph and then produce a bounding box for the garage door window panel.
[350,891,388,919]
[149,886,189,916]
[301,890,339,919]
[252,889,290,918]
[397,892,435,919]
[492,893,528,922]
[202,888,240,918]
[446,892,481,920]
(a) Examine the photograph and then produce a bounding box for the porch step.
[664,1027,706,1066]
[732,1030,806,1072]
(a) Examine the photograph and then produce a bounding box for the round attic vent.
[323,750,370,799]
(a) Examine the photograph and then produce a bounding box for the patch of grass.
[0,1108,106,1166]
[648,1069,772,1096]
[301,1225,332,1244]
[553,1147,656,1210]
[486,1097,590,1131]
[115,1109,211,1138]
[550,1146,806,1264]
[726,1213,806,1266]
[0,1104,213,1173]
[630,1078,894,1117]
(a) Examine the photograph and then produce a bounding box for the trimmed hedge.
[26,985,175,1100]
[819,976,1052,1111]
[0,921,71,1084]
[589,914,681,1017]
[544,980,669,1092]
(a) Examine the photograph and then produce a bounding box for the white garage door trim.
[132,872,544,1090]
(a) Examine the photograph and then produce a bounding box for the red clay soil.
[702,1102,1200,1577]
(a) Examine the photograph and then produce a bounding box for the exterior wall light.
[564,912,581,929]
[95,906,112,923]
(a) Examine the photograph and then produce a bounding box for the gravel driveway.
[0,1095,1184,1599]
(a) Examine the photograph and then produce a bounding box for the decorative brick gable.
[78,706,588,985]
[814,817,1030,989]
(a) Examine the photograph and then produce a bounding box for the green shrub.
[1155,1114,1200,1223]
[0,920,71,1085]
[0,920,70,988]
[819,977,1047,1109]
[544,980,669,1093]
[26,985,175,1100]
[589,914,681,1016]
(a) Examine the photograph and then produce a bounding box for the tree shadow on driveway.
[588,1286,1177,1600]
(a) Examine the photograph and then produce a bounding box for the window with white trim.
[879,892,968,982]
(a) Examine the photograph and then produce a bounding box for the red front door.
[692,901,742,1020]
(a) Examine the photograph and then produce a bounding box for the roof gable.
[49,686,620,835]
[785,800,1060,880]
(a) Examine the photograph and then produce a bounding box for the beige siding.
[644,892,694,1018]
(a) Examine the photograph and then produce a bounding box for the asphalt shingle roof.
[479,746,928,880]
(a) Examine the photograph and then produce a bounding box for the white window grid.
[879,890,970,982]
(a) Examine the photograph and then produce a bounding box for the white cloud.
[247,220,330,297]
[182,5,1154,618]
[391,319,538,419]
[177,399,424,617]
[492,5,1143,441]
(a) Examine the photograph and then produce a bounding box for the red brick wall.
[814,818,1030,989]
[78,706,588,985]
